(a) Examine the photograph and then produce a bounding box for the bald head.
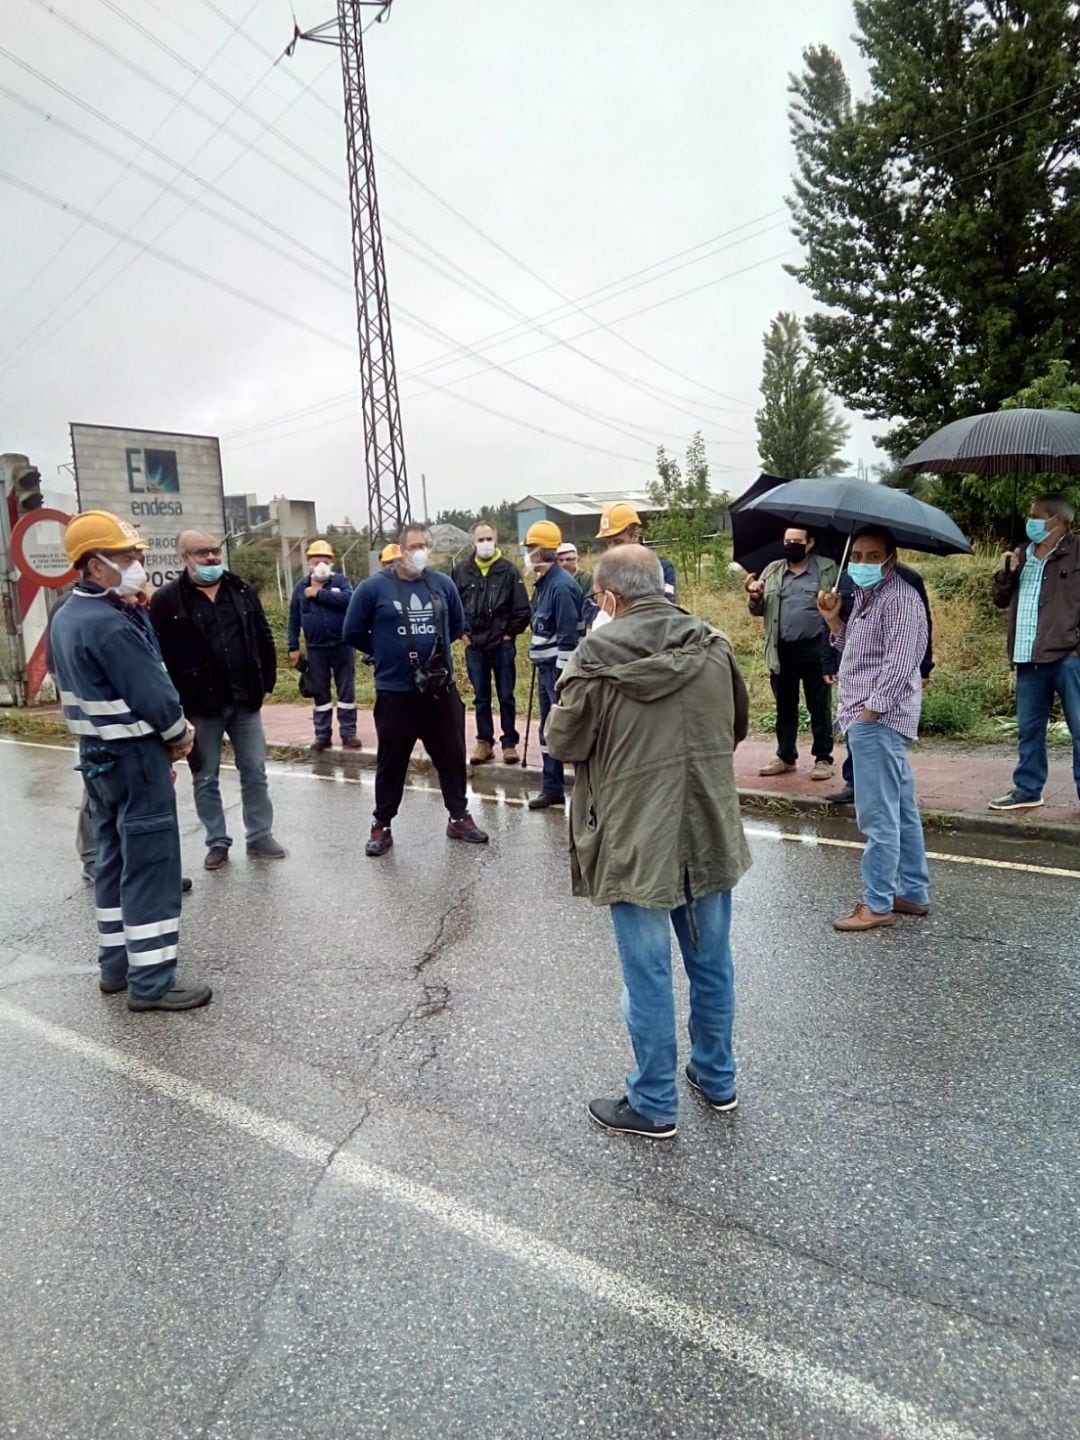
[177,528,224,581]
[593,542,664,602]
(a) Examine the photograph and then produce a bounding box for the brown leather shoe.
[892,896,930,917]
[470,740,495,765]
[501,745,520,765]
[759,758,796,777]
[833,903,895,932]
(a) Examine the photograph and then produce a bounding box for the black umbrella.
[728,473,847,575]
[738,476,973,558]
[900,407,1080,475]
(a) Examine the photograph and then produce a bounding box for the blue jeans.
[1012,656,1080,801]
[466,640,519,747]
[609,888,735,1124]
[848,721,930,914]
[536,661,565,799]
[83,737,182,1001]
[307,643,357,741]
[189,705,274,851]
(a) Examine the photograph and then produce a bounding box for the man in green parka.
[546,544,751,1139]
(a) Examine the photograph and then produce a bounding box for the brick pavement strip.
[3,703,1076,834]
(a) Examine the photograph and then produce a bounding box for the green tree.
[914,360,1080,535]
[755,311,850,476]
[648,432,729,580]
[787,5,1080,458]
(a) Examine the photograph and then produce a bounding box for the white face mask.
[590,592,616,629]
[522,550,536,574]
[404,547,429,575]
[97,554,147,597]
[312,562,332,580]
[475,541,496,560]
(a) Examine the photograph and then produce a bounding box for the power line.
[0,168,356,358]
[0,0,264,328]
[0,56,346,283]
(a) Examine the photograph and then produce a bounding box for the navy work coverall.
[48,586,190,1001]
[529,563,584,799]
[288,571,356,742]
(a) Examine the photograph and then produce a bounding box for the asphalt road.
[0,736,1078,1440]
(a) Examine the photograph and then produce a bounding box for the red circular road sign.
[9,508,77,589]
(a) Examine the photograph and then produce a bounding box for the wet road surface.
[0,736,1078,1440]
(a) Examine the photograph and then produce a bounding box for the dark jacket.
[839,562,935,679]
[287,572,353,650]
[149,570,277,717]
[528,563,584,672]
[992,532,1080,664]
[47,586,187,746]
[451,554,531,652]
[546,597,751,909]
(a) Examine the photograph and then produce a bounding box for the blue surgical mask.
[1026,517,1051,544]
[848,562,885,589]
[194,563,224,584]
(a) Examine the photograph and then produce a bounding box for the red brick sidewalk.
[260,703,1079,827]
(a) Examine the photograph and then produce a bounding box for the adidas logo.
[393,591,437,637]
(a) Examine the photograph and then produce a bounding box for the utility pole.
[288,1,410,564]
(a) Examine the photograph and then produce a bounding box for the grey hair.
[593,543,664,600]
[469,520,496,538]
[1035,492,1076,525]
[398,522,432,546]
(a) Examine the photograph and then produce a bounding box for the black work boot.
[128,984,213,1013]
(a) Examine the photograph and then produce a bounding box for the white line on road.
[2,735,1076,879]
[0,995,983,1440]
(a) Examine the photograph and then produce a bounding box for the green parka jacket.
[545,596,751,909]
[747,553,839,675]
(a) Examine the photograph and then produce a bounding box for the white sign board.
[70,423,226,591]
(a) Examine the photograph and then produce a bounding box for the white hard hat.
[556,542,578,557]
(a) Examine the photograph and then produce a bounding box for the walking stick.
[522,663,537,768]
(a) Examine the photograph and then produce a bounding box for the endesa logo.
[127,447,183,516]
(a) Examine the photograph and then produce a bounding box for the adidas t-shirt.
[343,569,465,693]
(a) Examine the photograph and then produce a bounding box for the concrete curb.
[263,740,1079,846]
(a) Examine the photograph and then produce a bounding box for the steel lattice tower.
[290,1,409,551]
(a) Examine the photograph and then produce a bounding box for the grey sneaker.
[246,836,286,858]
[988,790,1044,811]
[128,984,213,1013]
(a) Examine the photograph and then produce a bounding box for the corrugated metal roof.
[515,490,667,513]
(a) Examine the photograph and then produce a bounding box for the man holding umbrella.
[818,528,930,932]
[989,492,1080,812]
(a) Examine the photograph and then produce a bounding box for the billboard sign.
[70,423,226,590]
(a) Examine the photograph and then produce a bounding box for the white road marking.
[0,736,1074,876]
[0,995,984,1440]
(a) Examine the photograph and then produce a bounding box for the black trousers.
[770,639,834,765]
[373,686,468,824]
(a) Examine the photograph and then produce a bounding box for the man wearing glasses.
[150,530,285,870]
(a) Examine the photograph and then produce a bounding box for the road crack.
[196,1098,373,1436]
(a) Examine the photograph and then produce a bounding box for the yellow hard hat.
[524,519,562,550]
[63,510,143,564]
[306,539,334,560]
[596,502,642,540]
[380,543,402,564]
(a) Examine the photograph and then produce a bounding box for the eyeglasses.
[187,547,222,560]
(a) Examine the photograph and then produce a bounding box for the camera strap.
[393,575,446,672]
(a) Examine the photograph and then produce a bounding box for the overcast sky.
[1,0,879,530]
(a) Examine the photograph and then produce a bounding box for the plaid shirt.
[1012,544,1050,664]
[832,571,928,740]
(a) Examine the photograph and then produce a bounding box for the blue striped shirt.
[1012,545,1048,664]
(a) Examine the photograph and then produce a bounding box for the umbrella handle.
[832,532,854,593]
